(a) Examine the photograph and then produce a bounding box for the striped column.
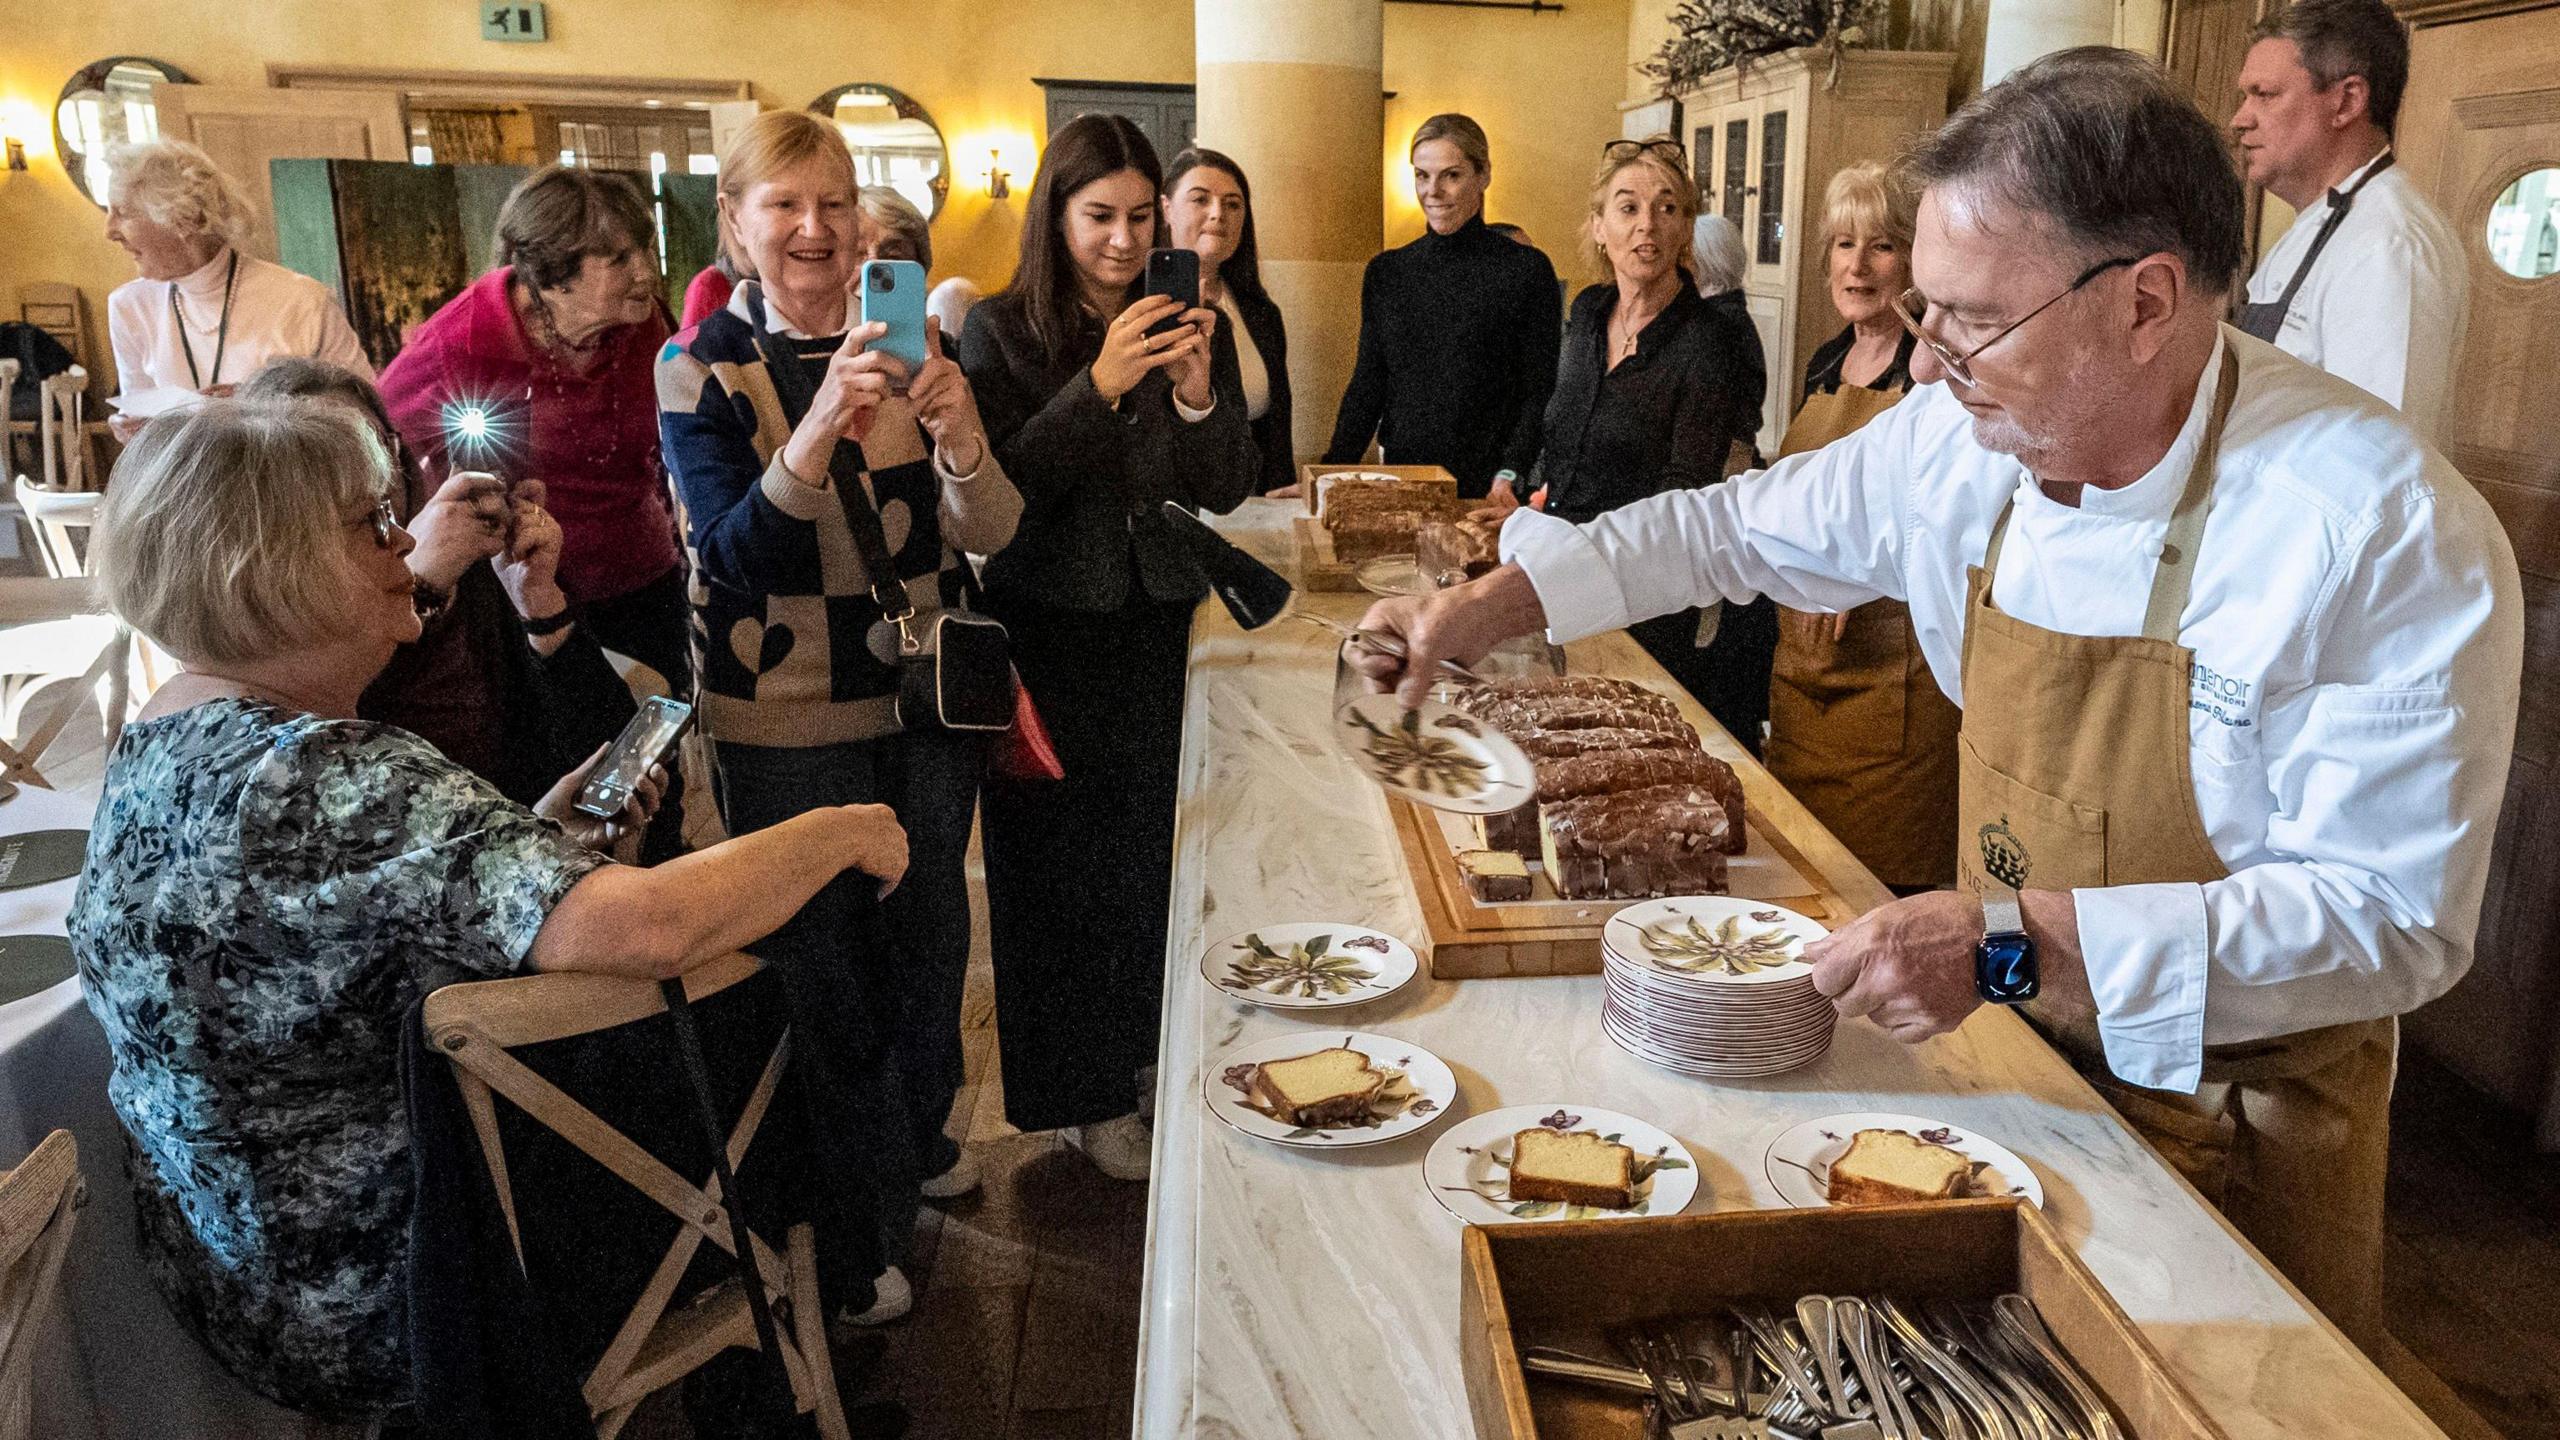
[1196,0,1384,470]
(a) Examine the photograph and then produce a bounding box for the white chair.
[0,481,129,787]
[32,369,91,495]
[0,1130,83,1440]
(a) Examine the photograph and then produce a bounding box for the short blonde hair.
[1581,139,1701,278]
[94,399,393,668]
[1821,161,1916,250]
[718,110,858,207]
[860,186,932,272]
[104,141,253,250]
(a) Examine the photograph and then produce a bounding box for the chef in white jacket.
[1355,49,2521,1355]
[2233,0,2467,437]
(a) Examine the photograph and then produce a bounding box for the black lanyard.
[170,251,238,390]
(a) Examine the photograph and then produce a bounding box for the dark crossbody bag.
[747,291,1017,733]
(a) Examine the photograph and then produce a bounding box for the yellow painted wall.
[2,0,1633,394]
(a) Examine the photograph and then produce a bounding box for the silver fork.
[1991,1297,2122,1440]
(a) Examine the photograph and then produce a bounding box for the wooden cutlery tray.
[1460,1198,2228,1440]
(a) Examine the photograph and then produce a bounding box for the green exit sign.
[481,3,548,40]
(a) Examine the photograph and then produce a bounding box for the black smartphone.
[1144,247,1200,337]
[574,696,693,819]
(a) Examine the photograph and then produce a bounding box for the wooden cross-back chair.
[423,954,848,1440]
[0,1130,83,1440]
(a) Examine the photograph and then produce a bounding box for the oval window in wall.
[2486,167,2560,281]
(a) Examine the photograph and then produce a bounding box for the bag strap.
[658,976,798,1423]
[743,287,916,632]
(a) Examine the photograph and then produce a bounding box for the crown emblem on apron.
[1979,816,2030,889]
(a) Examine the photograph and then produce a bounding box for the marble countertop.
[1133,498,2441,1440]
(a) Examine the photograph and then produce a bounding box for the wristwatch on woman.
[1975,881,2039,1004]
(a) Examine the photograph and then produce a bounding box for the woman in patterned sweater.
[657,110,1020,1326]
[68,398,909,1425]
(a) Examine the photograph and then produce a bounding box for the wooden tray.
[1460,1198,2230,1440]
[1297,461,1457,515]
[1292,513,1362,593]
[1389,793,1836,979]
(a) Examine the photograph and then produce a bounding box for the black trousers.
[978,593,1195,1133]
[713,728,985,1272]
[1630,596,1777,760]
[584,567,695,863]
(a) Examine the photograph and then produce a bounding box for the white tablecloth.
[0,783,319,1439]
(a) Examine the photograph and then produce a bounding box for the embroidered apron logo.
[2190,662,2256,729]
[1978,816,2030,889]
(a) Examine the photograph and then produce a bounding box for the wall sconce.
[986,148,1010,200]
[3,138,24,173]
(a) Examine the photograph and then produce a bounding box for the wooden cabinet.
[1677,49,1955,453]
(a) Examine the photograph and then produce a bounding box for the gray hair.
[94,398,393,667]
[2253,0,2409,134]
[1691,214,1746,295]
[103,140,253,250]
[860,186,933,272]
[1904,47,2246,297]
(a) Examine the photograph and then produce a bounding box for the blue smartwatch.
[1975,886,2039,1004]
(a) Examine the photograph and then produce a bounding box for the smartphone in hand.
[859,259,931,380]
[574,696,694,819]
[1144,248,1200,338]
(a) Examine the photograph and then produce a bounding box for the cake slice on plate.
[1826,1128,1974,1205]
[1248,1046,1387,1127]
[1509,1128,1637,1209]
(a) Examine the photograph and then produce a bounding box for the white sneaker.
[918,1148,981,1200]
[840,1264,912,1327]
[1062,1113,1152,1181]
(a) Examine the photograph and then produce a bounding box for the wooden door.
[150,84,408,262]
[2392,0,2560,1143]
[2164,0,2272,252]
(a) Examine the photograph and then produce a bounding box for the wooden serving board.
[1389,794,1839,979]
[1291,514,1362,593]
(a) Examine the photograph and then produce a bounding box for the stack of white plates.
[1599,896,1835,1078]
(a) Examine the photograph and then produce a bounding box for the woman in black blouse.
[1164,147,1294,495]
[956,115,1256,1180]
[1478,138,1775,753]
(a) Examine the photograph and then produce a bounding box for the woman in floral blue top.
[70,398,911,1423]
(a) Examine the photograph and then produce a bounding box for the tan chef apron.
[1768,383,1963,889]
[1956,350,2396,1354]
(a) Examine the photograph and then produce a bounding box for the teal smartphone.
[859,259,931,378]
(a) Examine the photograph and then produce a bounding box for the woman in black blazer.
[956,114,1255,1179]
[1165,147,1294,495]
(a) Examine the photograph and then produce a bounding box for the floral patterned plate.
[1423,1103,1699,1225]
[1203,1031,1457,1150]
[1763,1111,2045,1209]
[1200,922,1419,1010]
[1332,693,1535,815]
[1602,897,1828,986]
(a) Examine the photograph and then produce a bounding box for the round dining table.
[0,781,323,1440]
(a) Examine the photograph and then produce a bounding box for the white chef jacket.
[108,247,372,395]
[2244,150,2469,440]
[1502,327,2522,1092]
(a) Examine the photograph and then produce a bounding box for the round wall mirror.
[54,56,194,207]
[810,83,950,221]
[2486,167,2560,280]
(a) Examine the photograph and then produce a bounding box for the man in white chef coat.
[2233,0,2468,437]
[1354,49,2521,1354]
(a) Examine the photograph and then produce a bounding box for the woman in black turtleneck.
[1323,113,1562,500]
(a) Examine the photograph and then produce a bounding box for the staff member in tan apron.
[1769,163,1963,891]
[1353,50,2523,1354]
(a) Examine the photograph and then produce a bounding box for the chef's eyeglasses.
[1602,138,1688,167]
[1889,255,2139,388]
